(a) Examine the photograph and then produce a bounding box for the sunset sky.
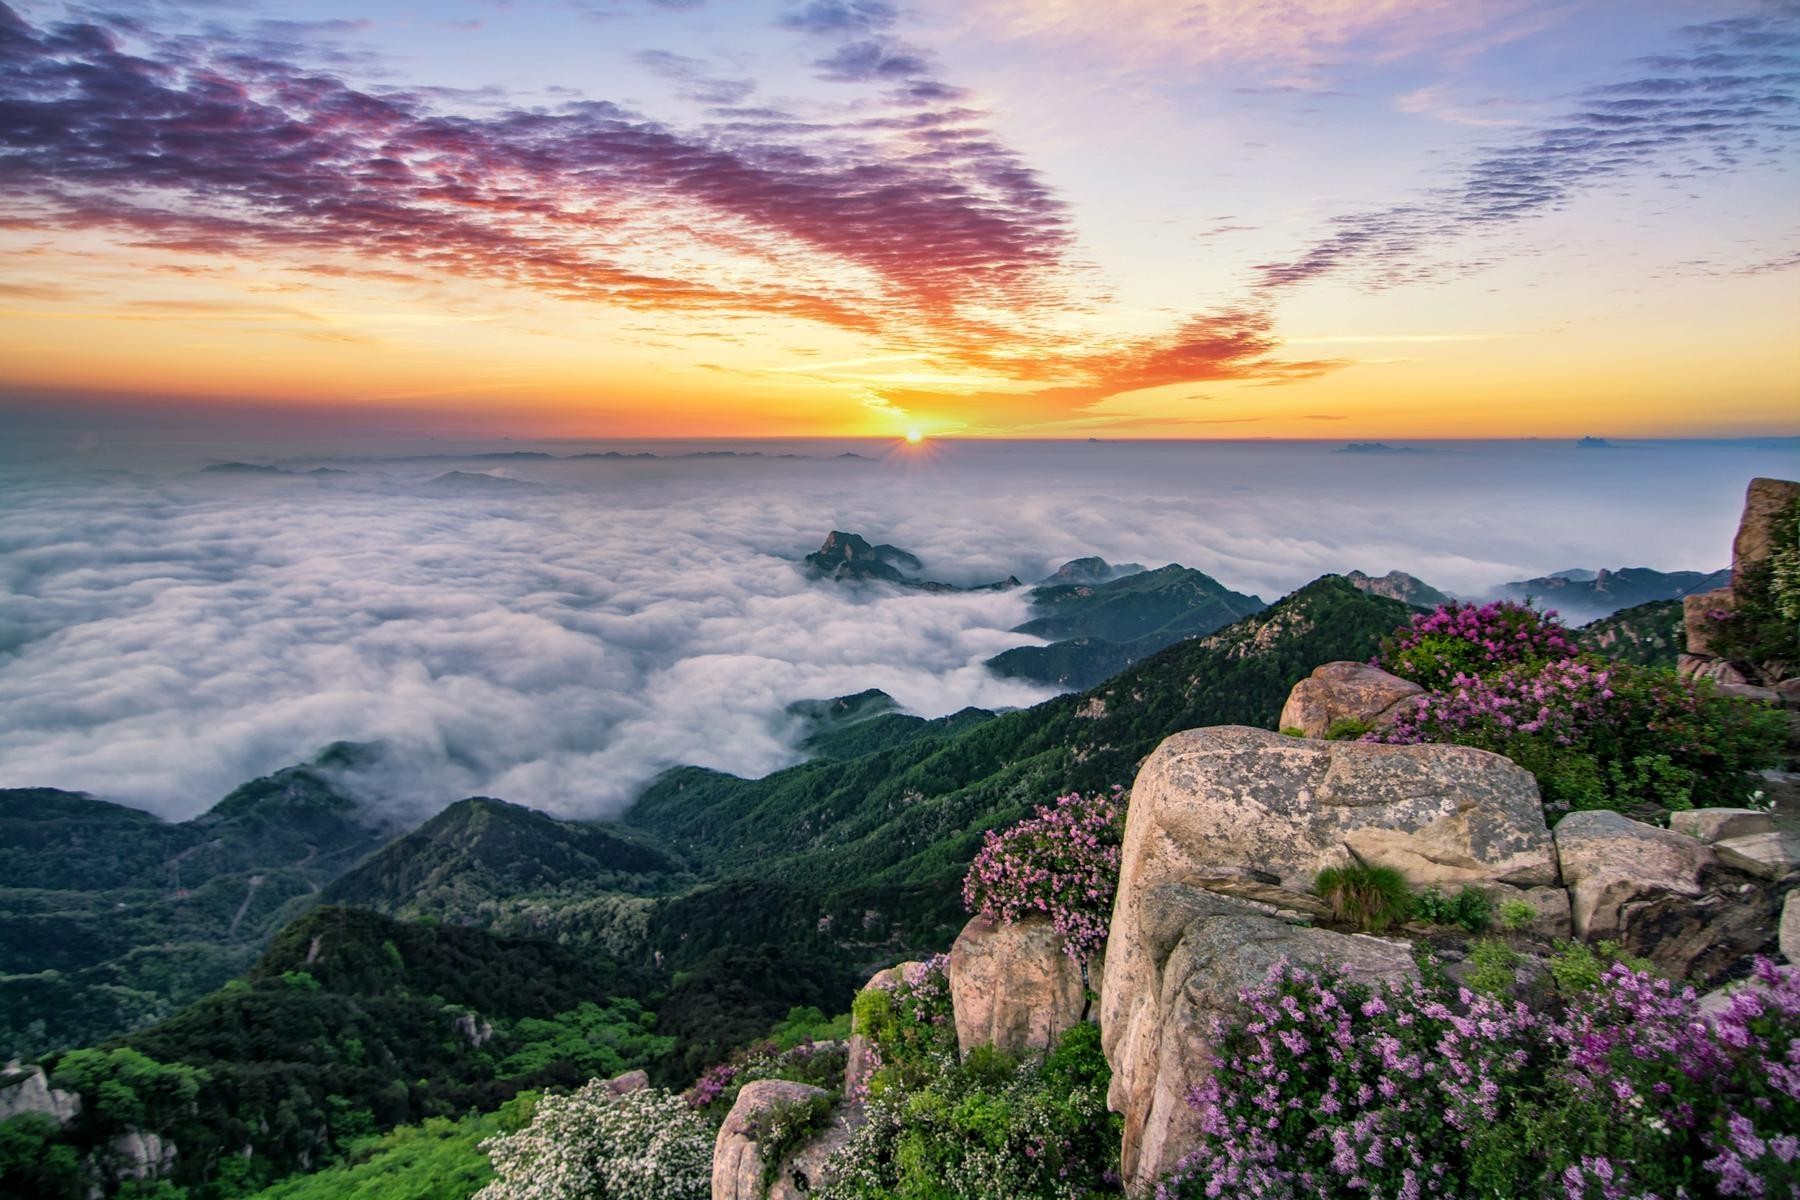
[2,0,1796,439]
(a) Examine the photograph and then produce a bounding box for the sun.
[905,429,925,444]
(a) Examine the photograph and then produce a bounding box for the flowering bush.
[685,1037,848,1120]
[1378,600,1579,691]
[848,954,957,1100]
[962,788,1126,964]
[477,1082,712,1200]
[1157,956,1800,1200]
[819,1022,1122,1200]
[1376,658,1784,812]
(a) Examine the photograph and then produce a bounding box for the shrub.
[962,789,1125,966]
[1376,658,1785,813]
[1378,600,1578,691]
[1496,899,1536,932]
[846,956,956,1101]
[1410,886,1493,933]
[477,1083,712,1200]
[685,1038,848,1122]
[819,1022,1120,1200]
[1322,717,1372,741]
[1465,938,1520,998]
[1157,957,1800,1200]
[1314,864,1410,932]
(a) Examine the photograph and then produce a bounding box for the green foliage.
[243,1096,537,1200]
[1465,938,1521,998]
[767,1006,851,1051]
[51,1047,205,1131]
[1,1114,83,1200]
[1547,939,1651,994]
[1497,899,1537,933]
[498,1000,672,1081]
[1278,726,1306,738]
[1322,716,1372,740]
[1314,864,1411,932]
[278,970,319,992]
[1409,886,1493,933]
[745,1093,834,1195]
[819,1022,1120,1200]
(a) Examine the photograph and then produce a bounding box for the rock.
[1555,810,1779,981]
[1669,808,1776,844]
[1782,891,1799,963]
[1511,885,1574,940]
[601,1069,648,1095]
[844,962,915,1097]
[110,1129,176,1181]
[711,1080,845,1200]
[1681,596,1735,661]
[948,915,1087,1058]
[0,1062,80,1127]
[1719,682,1781,704]
[1120,726,1556,896]
[1102,892,1416,1193]
[1732,477,1800,590]
[1278,662,1424,738]
[1712,831,1800,880]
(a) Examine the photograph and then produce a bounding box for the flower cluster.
[819,1023,1121,1200]
[685,1038,848,1120]
[1378,600,1578,691]
[1158,957,1800,1200]
[962,788,1125,963]
[848,955,958,1101]
[1367,597,1785,814]
[478,1082,713,1200]
[1380,659,1616,747]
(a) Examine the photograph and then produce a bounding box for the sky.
[0,0,1796,439]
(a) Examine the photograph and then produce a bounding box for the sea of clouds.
[0,436,1793,821]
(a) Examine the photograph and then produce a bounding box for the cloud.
[1254,10,1800,290]
[1,439,1782,821]
[777,1,898,37]
[0,3,1073,366]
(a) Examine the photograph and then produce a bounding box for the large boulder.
[711,1080,847,1200]
[1102,885,1416,1193]
[1278,662,1424,738]
[0,1063,80,1127]
[1782,891,1799,963]
[1119,726,1556,895]
[1732,477,1800,589]
[1669,808,1775,843]
[1555,810,1779,981]
[948,915,1087,1058]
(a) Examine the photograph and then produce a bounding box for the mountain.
[1344,569,1453,609]
[986,564,1267,689]
[51,906,663,1196]
[322,797,687,957]
[1042,556,1147,585]
[629,575,1408,951]
[0,747,402,1059]
[786,690,999,760]
[1575,598,1686,668]
[801,530,1020,591]
[1489,565,1729,622]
